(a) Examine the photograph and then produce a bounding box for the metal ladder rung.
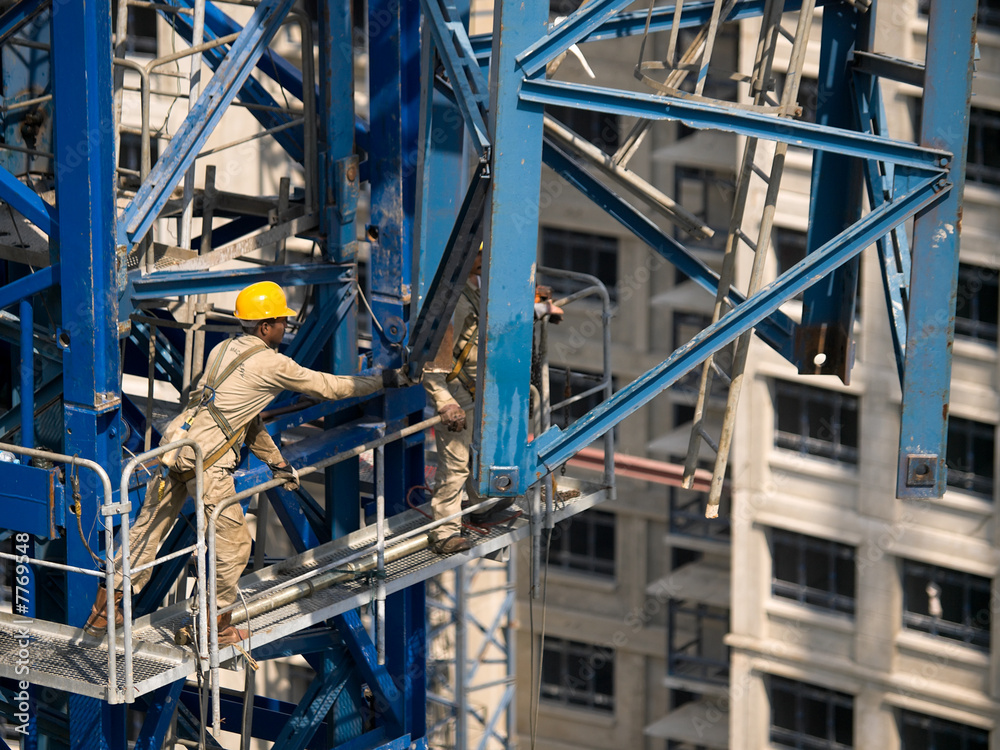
[697,425,720,454]
[736,228,757,252]
[710,360,732,385]
[778,23,795,43]
[752,162,770,182]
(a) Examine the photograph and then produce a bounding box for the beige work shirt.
[167,334,382,472]
[424,280,480,411]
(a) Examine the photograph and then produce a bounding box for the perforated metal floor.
[0,481,609,703]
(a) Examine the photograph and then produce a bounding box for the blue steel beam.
[419,0,491,156]
[541,139,795,360]
[407,162,490,378]
[156,2,305,163]
[0,168,56,237]
[0,264,58,311]
[533,173,945,474]
[367,0,420,367]
[797,5,864,381]
[516,0,637,78]
[121,0,297,248]
[133,680,185,750]
[520,79,950,173]
[897,0,978,499]
[131,263,351,300]
[0,0,47,46]
[472,0,548,497]
[470,0,841,62]
[854,73,910,382]
[270,653,353,750]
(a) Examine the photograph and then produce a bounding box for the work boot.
[464,497,517,524]
[431,534,472,555]
[175,611,250,647]
[83,585,124,637]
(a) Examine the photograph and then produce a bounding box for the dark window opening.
[541,637,614,712]
[955,263,999,344]
[771,528,855,616]
[774,380,859,465]
[946,415,994,497]
[770,675,853,749]
[545,509,615,579]
[902,560,991,649]
[899,709,989,750]
[545,103,619,155]
[539,226,618,303]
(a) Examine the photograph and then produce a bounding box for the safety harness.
[446,288,478,396]
[172,339,267,483]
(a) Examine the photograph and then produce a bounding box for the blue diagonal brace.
[0,264,59,311]
[134,679,184,750]
[542,139,795,359]
[854,73,910,384]
[335,610,404,732]
[271,654,353,750]
[407,161,490,377]
[533,174,945,473]
[521,79,950,172]
[516,0,635,78]
[121,0,298,247]
[156,0,305,163]
[0,0,47,47]
[419,0,491,156]
[0,168,56,237]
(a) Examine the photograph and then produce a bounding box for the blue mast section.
[896,0,978,498]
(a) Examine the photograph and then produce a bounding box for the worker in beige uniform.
[84,281,410,644]
[423,252,563,555]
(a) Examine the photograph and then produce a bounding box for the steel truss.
[0,0,978,747]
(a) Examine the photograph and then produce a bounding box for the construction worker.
[84,281,411,644]
[423,250,563,554]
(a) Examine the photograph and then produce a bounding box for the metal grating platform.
[0,479,609,702]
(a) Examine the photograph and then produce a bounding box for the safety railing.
[202,409,516,737]
[119,440,207,703]
[0,439,205,704]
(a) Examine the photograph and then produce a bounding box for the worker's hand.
[439,403,467,433]
[534,299,564,324]
[271,463,300,491]
[382,367,415,388]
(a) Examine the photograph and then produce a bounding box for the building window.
[967,107,1000,188]
[902,560,990,649]
[675,166,736,253]
[899,709,989,750]
[770,675,853,750]
[546,509,615,579]
[538,226,618,303]
[668,597,730,686]
[919,1,1000,31]
[771,529,855,616]
[545,103,619,154]
[946,416,994,497]
[112,0,158,55]
[540,637,614,712]
[955,264,999,344]
[773,380,859,465]
[669,486,731,543]
[547,368,613,429]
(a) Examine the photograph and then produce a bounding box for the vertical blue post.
[797,6,863,383]
[897,1,977,498]
[51,0,123,747]
[18,299,32,455]
[472,0,547,496]
[367,0,418,369]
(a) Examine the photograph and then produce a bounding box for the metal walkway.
[0,478,608,703]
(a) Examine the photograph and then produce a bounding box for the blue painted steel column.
[318,0,361,542]
[897,1,977,498]
[367,0,419,368]
[472,0,548,495]
[18,299,32,454]
[50,0,124,747]
[798,5,863,382]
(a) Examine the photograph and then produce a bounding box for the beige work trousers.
[114,464,252,608]
[431,383,482,542]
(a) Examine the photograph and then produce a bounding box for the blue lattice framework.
[0,0,977,746]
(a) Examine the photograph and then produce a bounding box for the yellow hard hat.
[233,281,297,319]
